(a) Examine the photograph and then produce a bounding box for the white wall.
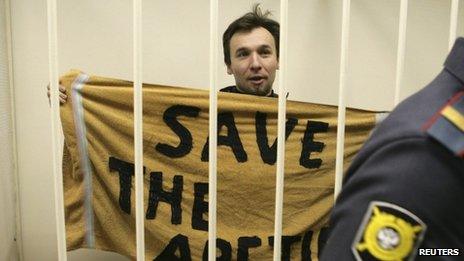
[10,0,61,260]
[9,0,463,260]
[0,0,18,260]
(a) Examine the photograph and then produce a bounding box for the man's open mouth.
[248,76,266,84]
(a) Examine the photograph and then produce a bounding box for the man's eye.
[260,50,271,55]
[237,52,248,57]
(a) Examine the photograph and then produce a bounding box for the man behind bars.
[321,39,464,260]
[48,4,280,102]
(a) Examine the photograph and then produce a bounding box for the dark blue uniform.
[321,38,464,260]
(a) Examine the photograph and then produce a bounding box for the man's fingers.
[47,81,67,105]
[48,85,66,93]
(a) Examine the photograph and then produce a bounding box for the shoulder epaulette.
[423,91,464,158]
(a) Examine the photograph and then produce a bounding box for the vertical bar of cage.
[208,0,218,260]
[133,0,145,260]
[5,0,24,259]
[394,0,408,106]
[46,0,67,260]
[273,0,289,260]
[449,0,459,50]
[334,0,351,200]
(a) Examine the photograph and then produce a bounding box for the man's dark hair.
[222,4,280,66]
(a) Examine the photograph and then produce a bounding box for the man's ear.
[277,60,279,70]
[227,65,233,75]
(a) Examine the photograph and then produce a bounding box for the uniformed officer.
[321,38,464,260]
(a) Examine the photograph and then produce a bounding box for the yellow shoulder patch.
[441,105,464,132]
[352,201,426,261]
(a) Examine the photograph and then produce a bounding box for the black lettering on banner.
[301,230,313,261]
[192,182,208,231]
[237,236,261,261]
[300,121,328,169]
[202,239,232,261]
[154,234,192,261]
[108,156,146,214]
[146,172,183,224]
[201,112,247,162]
[255,111,298,165]
[155,105,200,158]
[317,227,330,259]
[268,236,302,261]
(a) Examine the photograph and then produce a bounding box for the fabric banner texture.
[60,70,378,260]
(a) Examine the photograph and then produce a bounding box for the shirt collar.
[234,85,278,97]
[268,89,278,97]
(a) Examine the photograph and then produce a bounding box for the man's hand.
[47,81,68,105]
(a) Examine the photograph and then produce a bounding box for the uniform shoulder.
[349,71,463,167]
[423,91,464,158]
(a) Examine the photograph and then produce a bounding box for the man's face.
[227,27,279,96]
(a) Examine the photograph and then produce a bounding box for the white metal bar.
[273,1,288,260]
[449,0,459,50]
[133,0,145,260]
[208,0,218,260]
[394,0,408,106]
[46,0,67,260]
[334,0,351,200]
[5,0,24,259]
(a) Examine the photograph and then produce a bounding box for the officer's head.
[222,4,280,96]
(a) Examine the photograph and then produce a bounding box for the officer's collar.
[444,37,464,85]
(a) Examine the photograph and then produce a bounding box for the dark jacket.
[220,85,278,97]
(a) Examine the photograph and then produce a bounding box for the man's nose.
[250,53,262,70]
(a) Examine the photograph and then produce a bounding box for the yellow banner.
[60,70,377,260]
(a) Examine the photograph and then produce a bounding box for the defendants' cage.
[41,0,460,260]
